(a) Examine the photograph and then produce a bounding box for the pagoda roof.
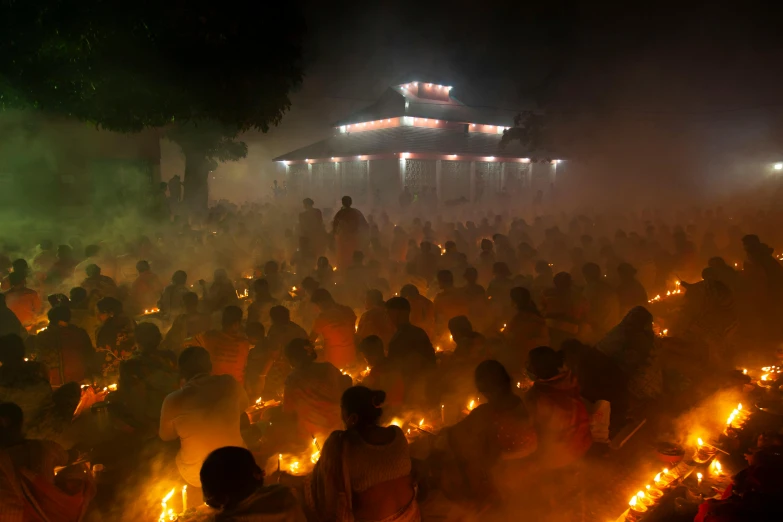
[333,86,514,128]
[272,125,546,162]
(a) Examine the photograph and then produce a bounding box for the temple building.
[273,81,562,206]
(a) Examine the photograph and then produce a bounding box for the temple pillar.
[469,161,476,202]
[435,160,442,203]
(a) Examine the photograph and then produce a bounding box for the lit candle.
[628,496,647,515]
[159,488,175,522]
[636,491,654,507]
[713,461,722,475]
[441,404,445,423]
[697,472,703,486]
[645,484,663,501]
[181,485,187,512]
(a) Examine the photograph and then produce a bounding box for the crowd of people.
[1,188,783,521]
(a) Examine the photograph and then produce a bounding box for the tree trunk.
[183,149,210,212]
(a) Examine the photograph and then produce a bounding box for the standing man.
[299,198,325,256]
[332,196,368,269]
[168,175,183,203]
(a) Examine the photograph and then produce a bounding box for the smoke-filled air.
[1,2,783,522]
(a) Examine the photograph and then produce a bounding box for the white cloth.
[160,374,249,486]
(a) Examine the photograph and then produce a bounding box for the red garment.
[363,361,405,408]
[524,371,592,469]
[312,304,357,368]
[333,207,368,268]
[131,271,164,311]
[433,288,469,328]
[407,294,435,339]
[35,324,94,386]
[283,361,348,440]
[503,310,549,357]
[4,287,42,326]
[356,306,395,348]
[193,330,251,387]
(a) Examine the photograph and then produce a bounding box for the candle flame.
[419,419,424,426]
[761,374,769,381]
[645,485,651,491]
[654,472,662,483]
[629,496,637,507]
[697,472,703,481]
[107,383,117,391]
[468,400,475,411]
[292,286,297,292]
[737,403,742,410]
[698,437,704,446]
[256,397,263,404]
[637,491,645,498]
[162,488,175,504]
[663,468,668,474]
[743,369,748,374]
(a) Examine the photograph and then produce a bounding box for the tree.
[0,0,305,211]
[499,111,547,157]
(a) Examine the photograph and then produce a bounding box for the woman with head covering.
[524,346,592,469]
[438,360,537,509]
[503,287,550,371]
[597,306,663,401]
[279,385,419,522]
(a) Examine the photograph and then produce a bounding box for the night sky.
[199,1,783,202]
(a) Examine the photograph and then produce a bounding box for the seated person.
[523,346,592,470]
[0,334,52,432]
[0,402,94,521]
[356,290,395,349]
[200,446,305,521]
[560,339,629,439]
[503,287,549,371]
[34,306,96,387]
[158,270,189,320]
[159,347,249,488]
[400,284,435,340]
[192,306,251,387]
[262,306,308,397]
[162,291,212,353]
[115,323,178,434]
[279,386,418,522]
[309,289,357,369]
[282,339,350,443]
[358,336,404,409]
[439,360,537,508]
